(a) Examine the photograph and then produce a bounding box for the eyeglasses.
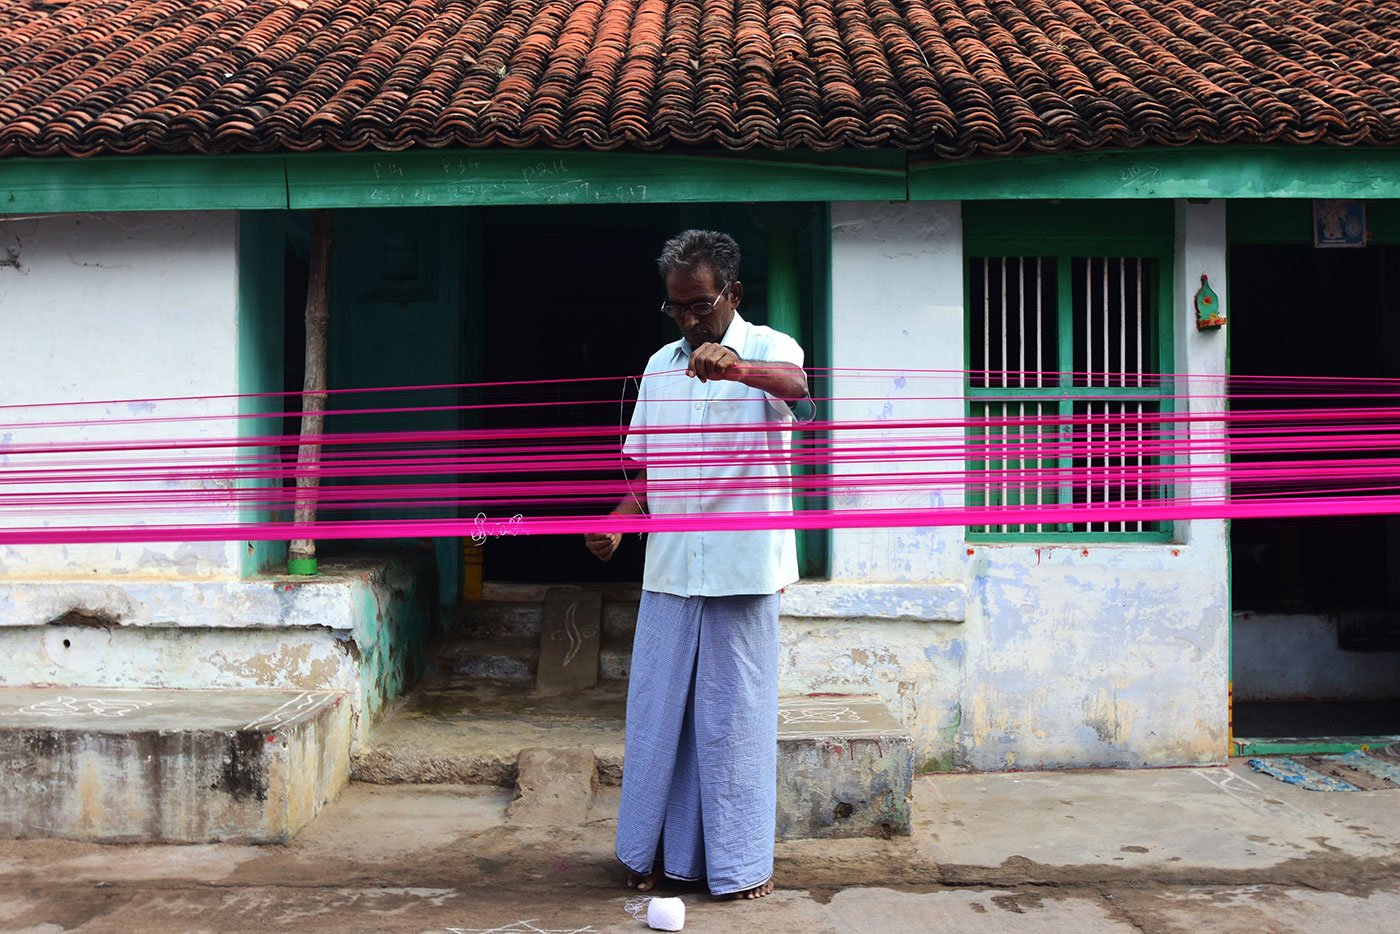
[660,282,729,319]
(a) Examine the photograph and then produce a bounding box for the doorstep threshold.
[1233,734,1400,756]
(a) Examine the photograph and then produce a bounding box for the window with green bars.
[966,252,1175,540]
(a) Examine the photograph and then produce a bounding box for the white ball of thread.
[646,896,685,931]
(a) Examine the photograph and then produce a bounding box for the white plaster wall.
[1172,200,1230,548]
[785,200,1231,772]
[827,201,966,588]
[793,201,968,771]
[0,212,242,578]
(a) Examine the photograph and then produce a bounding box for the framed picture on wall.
[1313,199,1367,248]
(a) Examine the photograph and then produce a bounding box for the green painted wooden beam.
[5,145,1400,212]
[912,147,1400,201]
[286,149,906,208]
[0,154,288,212]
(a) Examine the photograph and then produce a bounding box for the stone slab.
[0,553,418,630]
[776,694,913,841]
[0,686,350,843]
[778,693,908,739]
[534,588,602,695]
[507,747,597,825]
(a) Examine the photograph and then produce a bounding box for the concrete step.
[437,636,539,682]
[459,583,640,642]
[430,637,631,684]
[350,677,627,788]
[601,601,642,642]
[441,582,640,686]
[351,682,914,842]
[777,694,914,841]
[457,601,641,642]
[0,686,349,843]
[456,602,544,640]
[600,646,631,681]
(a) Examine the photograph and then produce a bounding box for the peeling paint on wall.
[783,200,1231,772]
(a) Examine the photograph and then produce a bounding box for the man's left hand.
[686,343,742,383]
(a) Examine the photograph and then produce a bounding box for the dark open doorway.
[308,203,829,595]
[1229,240,1400,749]
[476,209,672,583]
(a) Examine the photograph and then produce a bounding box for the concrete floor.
[2,763,1398,933]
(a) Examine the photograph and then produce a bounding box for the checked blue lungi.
[615,589,781,896]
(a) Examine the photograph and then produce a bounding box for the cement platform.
[4,762,1398,932]
[353,681,914,840]
[0,686,350,844]
[776,694,914,839]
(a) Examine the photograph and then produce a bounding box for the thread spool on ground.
[646,896,685,931]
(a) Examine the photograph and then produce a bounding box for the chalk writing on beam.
[521,159,568,182]
[442,157,483,175]
[365,180,650,204]
[1119,165,1160,188]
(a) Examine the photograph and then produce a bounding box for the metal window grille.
[968,255,1168,538]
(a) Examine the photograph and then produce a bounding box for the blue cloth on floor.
[615,589,780,895]
[1247,757,1362,792]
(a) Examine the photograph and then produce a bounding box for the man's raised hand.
[686,343,741,383]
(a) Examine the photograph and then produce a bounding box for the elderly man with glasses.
[585,228,813,901]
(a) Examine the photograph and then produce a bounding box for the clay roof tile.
[1,0,1398,156]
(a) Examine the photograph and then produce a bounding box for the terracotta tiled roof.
[1,0,1398,157]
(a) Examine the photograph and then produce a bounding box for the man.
[584,229,812,900]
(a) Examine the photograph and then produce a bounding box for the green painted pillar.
[766,227,802,340]
[765,227,810,574]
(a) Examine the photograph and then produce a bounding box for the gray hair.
[656,229,740,287]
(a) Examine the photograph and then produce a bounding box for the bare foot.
[725,878,774,900]
[627,871,657,892]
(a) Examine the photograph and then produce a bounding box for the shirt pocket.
[705,390,763,425]
[705,394,771,466]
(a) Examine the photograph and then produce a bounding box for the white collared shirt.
[623,313,805,597]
